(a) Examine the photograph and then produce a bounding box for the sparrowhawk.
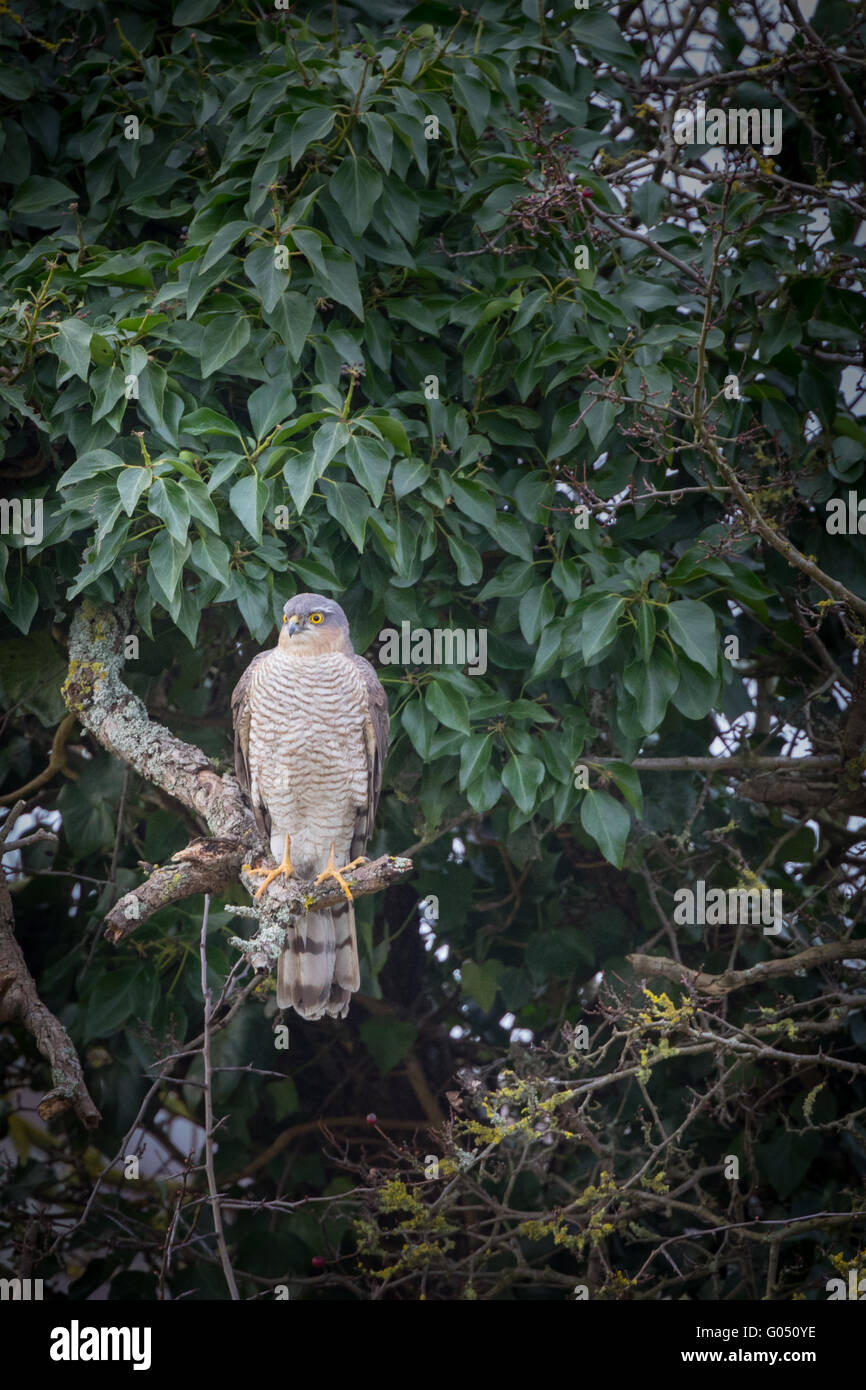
[231,594,389,1020]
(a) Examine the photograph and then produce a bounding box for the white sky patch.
[0,807,61,881]
[840,367,866,413]
[804,411,821,441]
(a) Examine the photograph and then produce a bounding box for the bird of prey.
[231,594,389,1020]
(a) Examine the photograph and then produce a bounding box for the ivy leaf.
[148,477,190,544]
[244,242,287,314]
[580,789,630,869]
[148,531,190,608]
[320,247,363,320]
[401,699,436,759]
[461,959,503,1013]
[345,434,391,506]
[290,107,336,169]
[324,480,370,551]
[5,573,39,634]
[283,449,321,516]
[459,733,491,790]
[362,412,411,458]
[248,378,292,441]
[185,477,220,533]
[200,316,251,377]
[603,762,643,816]
[623,648,679,733]
[450,476,497,529]
[635,602,656,661]
[191,531,231,584]
[83,965,145,1038]
[392,458,428,498]
[329,156,383,236]
[313,418,350,471]
[425,680,470,735]
[267,291,316,364]
[200,220,253,273]
[518,585,554,644]
[229,473,268,543]
[581,595,625,662]
[671,655,720,720]
[59,449,124,488]
[447,532,483,586]
[116,466,151,516]
[362,112,393,172]
[666,599,718,674]
[502,755,545,814]
[56,318,93,381]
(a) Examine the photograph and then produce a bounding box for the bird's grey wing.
[350,654,390,857]
[230,651,271,840]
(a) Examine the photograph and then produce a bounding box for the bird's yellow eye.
[282,615,287,623]
[309,612,324,624]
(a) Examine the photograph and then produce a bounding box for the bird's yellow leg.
[243,834,296,899]
[314,844,367,902]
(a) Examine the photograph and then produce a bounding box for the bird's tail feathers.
[278,900,359,1020]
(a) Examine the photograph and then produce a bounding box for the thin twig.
[200,893,239,1300]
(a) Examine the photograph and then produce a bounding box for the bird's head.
[278,593,351,656]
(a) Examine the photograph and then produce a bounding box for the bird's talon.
[244,835,295,899]
[314,844,362,902]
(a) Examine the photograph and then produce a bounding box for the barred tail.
[277,900,359,1020]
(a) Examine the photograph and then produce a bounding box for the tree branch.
[596,755,841,772]
[199,895,239,1300]
[104,839,247,944]
[227,854,413,973]
[0,711,78,806]
[629,938,866,997]
[0,802,99,1129]
[706,448,866,622]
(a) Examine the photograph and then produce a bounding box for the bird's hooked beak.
[287,614,302,637]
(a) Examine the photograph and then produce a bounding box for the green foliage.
[1,0,865,1303]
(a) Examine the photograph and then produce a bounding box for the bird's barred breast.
[248,650,369,875]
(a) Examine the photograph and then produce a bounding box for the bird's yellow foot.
[243,834,296,899]
[314,845,367,902]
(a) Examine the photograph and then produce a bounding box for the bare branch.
[200,895,239,1300]
[0,711,78,806]
[0,803,99,1129]
[629,938,866,997]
